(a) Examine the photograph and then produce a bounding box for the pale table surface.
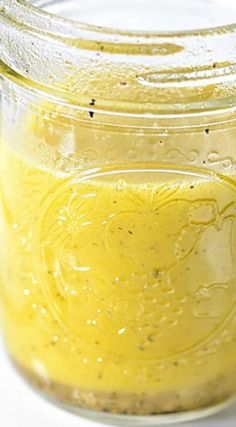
[1,338,236,427]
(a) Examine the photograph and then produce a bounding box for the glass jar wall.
[1,0,236,424]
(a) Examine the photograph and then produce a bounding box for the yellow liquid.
[1,140,236,396]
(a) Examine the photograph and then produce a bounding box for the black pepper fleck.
[205,128,210,135]
[152,269,160,278]
[89,99,96,106]
[89,111,94,119]
[120,81,128,86]
[190,185,194,189]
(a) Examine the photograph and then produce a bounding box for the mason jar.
[1,0,236,425]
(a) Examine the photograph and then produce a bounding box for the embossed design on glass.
[34,168,236,362]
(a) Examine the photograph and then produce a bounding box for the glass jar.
[1,0,236,425]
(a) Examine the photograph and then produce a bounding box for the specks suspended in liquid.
[152,269,161,278]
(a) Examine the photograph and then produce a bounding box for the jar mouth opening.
[5,0,236,43]
[2,0,236,119]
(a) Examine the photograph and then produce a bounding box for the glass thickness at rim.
[1,0,236,118]
[5,0,236,41]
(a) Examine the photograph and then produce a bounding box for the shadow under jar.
[1,0,236,425]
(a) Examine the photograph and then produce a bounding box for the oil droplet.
[23,289,31,296]
[86,319,97,325]
[172,307,183,316]
[118,327,126,335]
[158,300,170,308]
[161,286,175,294]
[208,151,219,162]
[156,315,167,323]
[167,319,178,327]
[51,335,59,343]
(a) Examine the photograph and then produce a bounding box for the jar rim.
[4,0,236,45]
[2,0,236,119]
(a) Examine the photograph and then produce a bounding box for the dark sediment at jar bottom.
[11,357,236,415]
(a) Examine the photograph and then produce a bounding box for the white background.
[1,337,236,427]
